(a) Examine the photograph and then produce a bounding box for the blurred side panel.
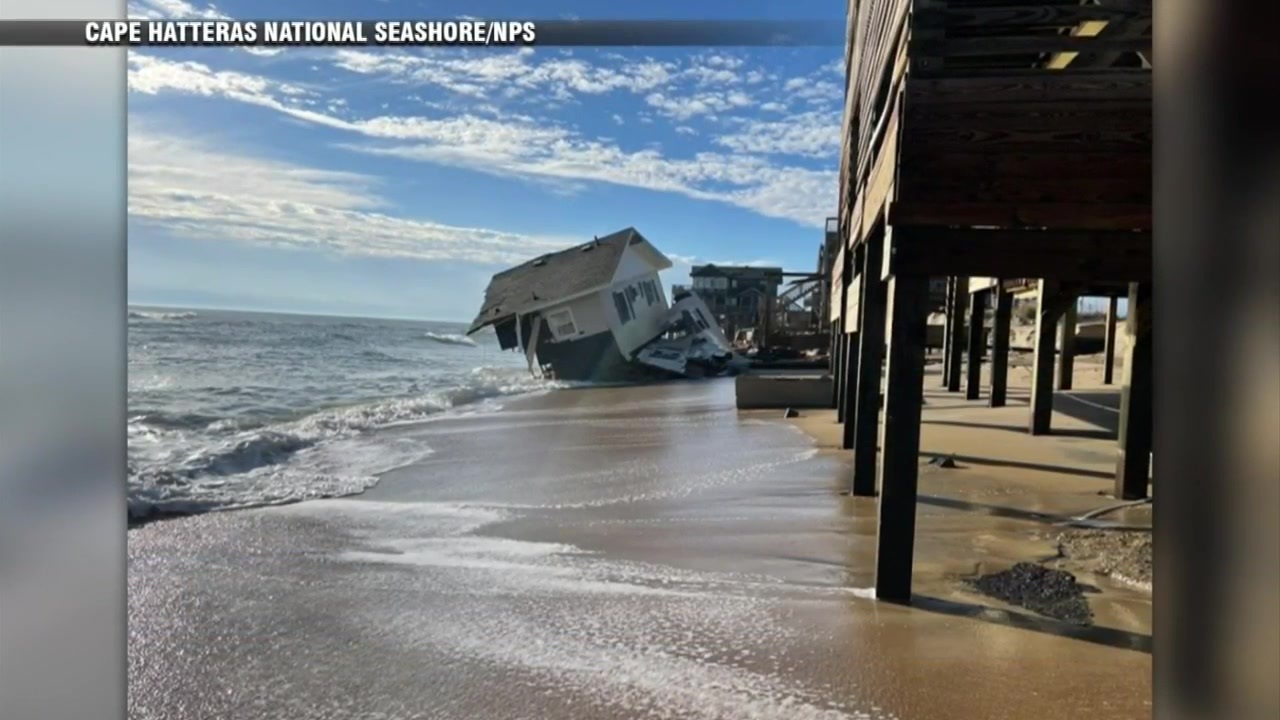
[1157,1,1280,719]
[0,2,126,720]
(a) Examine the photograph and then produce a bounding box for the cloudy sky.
[126,0,845,321]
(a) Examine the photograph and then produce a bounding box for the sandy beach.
[128,370,1151,719]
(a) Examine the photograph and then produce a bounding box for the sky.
[125,0,846,322]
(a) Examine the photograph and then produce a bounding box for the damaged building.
[466,227,737,382]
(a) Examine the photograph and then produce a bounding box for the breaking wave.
[425,331,478,347]
[129,310,198,321]
[128,367,565,523]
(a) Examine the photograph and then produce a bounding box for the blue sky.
[126,0,845,322]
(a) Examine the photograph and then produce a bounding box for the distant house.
[686,264,783,339]
[466,227,675,381]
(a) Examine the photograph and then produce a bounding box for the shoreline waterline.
[129,378,1151,719]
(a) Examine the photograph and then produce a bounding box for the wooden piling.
[989,282,1013,408]
[965,289,986,400]
[1103,295,1119,385]
[842,332,860,450]
[874,273,930,603]
[832,324,844,411]
[837,334,852,423]
[940,278,954,387]
[1056,299,1078,391]
[851,233,887,497]
[1115,282,1152,499]
[1030,280,1063,435]
[946,278,968,392]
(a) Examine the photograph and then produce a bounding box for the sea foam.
[128,366,565,522]
[129,310,198,321]
[425,331,477,347]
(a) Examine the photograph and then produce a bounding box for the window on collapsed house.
[613,291,632,324]
[643,280,659,306]
[546,308,578,339]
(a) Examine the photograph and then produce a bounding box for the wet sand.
[129,375,1151,719]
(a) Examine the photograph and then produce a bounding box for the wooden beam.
[899,151,1150,179]
[837,333,852,424]
[1056,299,1078,391]
[851,228,888,497]
[1115,282,1152,499]
[905,72,1151,105]
[888,201,1151,231]
[914,3,1151,29]
[911,35,1152,59]
[1103,295,1119,385]
[989,282,1013,407]
[831,322,844,409]
[904,126,1150,154]
[1046,19,1115,71]
[966,288,986,400]
[885,226,1152,283]
[1030,280,1071,435]
[946,278,969,392]
[842,331,860,449]
[940,277,955,388]
[1066,12,1155,71]
[874,273,931,603]
[862,108,901,233]
[905,102,1152,132]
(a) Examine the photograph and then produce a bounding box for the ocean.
[126,306,562,522]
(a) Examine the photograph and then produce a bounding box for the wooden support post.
[834,333,844,422]
[1029,280,1066,435]
[851,233,888,496]
[831,322,844,409]
[940,278,954,387]
[946,278,968,392]
[965,289,986,400]
[1115,283,1152,499]
[874,273,930,603]
[1103,296,1119,385]
[842,332,860,450]
[989,282,1013,408]
[1056,299,1078,391]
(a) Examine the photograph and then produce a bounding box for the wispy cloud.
[331,48,677,100]
[128,54,837,227]
[128,122,574,265]
[127,0,283,56]
[714,110,841,159]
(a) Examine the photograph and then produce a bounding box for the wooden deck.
[826,0,1153,602]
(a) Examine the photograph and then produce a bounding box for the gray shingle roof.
[467,227,645,334]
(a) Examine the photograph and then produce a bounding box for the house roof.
[467,227,656,335]
[690,264,784,280]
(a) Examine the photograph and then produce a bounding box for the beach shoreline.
[129,377,1152,719]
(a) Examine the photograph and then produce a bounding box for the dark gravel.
[966,562,1094,625]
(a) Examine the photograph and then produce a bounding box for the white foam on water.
[301,499,895,720]
[128,367,567,521]
[424,330,478,347]
[129,310,197,321]
[482,446,824,511]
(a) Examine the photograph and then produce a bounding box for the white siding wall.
[603,271,668,357]
[541,292,611,341]
[612,242,658,285]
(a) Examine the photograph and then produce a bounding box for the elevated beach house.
[466,227,679,381]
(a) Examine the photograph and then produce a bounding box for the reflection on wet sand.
[129,376,1150,720]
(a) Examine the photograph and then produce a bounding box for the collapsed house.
[466,227,738,382]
